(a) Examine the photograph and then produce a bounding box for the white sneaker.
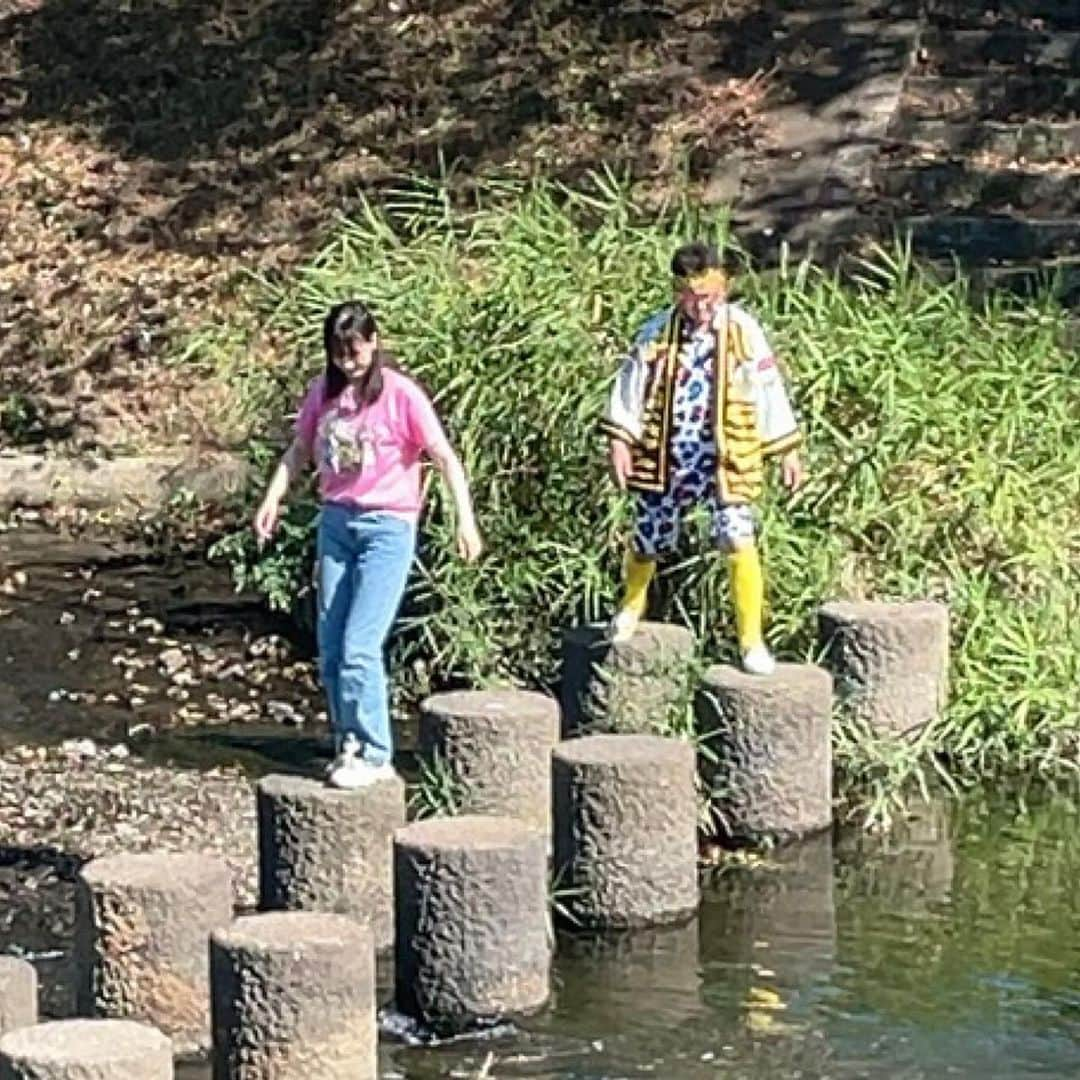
[610,608,641,644]
[327,735,398,789]
[741,645,776,677]
[327,734,373,790]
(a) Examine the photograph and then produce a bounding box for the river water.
[2,527,1080,1079]
[184,792,1080,1080]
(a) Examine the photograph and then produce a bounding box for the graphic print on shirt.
[669,326,718,502]
[319,410,376,476]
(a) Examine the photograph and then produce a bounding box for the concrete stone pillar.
[75,852,232,1054]
[560,622,696,735]
[394,815,549,1034]
[818,599,949,736]
[0,1019,172,1079]
[696,663,833,845]
[552,734,698,928]
[0,959,36,1037]
[418,689,560,836]
[210,912,375,1080]
[257,773,405,950]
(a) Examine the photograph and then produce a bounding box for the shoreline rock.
[0,451,249,513]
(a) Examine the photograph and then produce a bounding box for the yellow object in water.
[744,986,785,1010]
[743,986,799,1037]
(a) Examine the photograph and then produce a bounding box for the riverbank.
[197,179,1079,816]
[0,521,319,1018]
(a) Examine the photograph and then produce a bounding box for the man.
[601,241,803,675]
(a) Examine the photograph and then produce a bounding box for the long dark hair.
[322,300,389,405]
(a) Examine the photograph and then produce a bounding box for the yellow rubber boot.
[611,549,656,643]
[728,544,775,675]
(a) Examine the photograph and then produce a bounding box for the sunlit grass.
[200,173,1080,816]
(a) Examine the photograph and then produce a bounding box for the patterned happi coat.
[601,304,801,505]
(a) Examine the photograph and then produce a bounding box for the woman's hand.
[428,443,483,563]
[456,520,484,563]
[254,496,281,544]
[253,438,309,546]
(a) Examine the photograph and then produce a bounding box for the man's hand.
[609,439,633,491]
[780,450,804,493]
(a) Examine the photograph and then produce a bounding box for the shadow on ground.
[0,0,924,447]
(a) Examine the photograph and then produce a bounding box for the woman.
[254,301,482,789]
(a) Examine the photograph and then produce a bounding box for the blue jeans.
[316,504,416,765]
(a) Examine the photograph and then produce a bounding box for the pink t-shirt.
[294,368,450,517]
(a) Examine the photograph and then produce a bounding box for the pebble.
[266,700,304,726]
[0,745,258,907]
[158,646,187,675]
[61,738,97,758]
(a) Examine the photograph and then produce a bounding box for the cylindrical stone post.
[418,689,560,837]
[75,852,232,1054]
[552,734,699,928]
[210,912,375,1080]
[257,773,405,949]
[561,621,697,735]
[0,959,36,1037]
[818,599,949,736]
[0,1019,172,1079]
[696,663,833,845]
[394,815,549,1034]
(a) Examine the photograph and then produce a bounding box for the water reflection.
[704,833,837,995]
[835,797,955,909]
[536,918,708,1073]
[11,776,1080,1078]
[826,795,1080,1078]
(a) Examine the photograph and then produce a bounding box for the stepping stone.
[394,815,549,1035]
[697,663,833,845]
[0,1019,172,1079]
[553,734,699,928]
[902,215,1080,262]
[818,599,949,737]
[418,689,560,837]
[257,772,405,950]
[895,118,1080,162]
[75,851,232,1054]
[0,958,36,1036]
[211,912,375,1079]
[902,75,1080,123]
[560,621,696,736]
[921,29,1080,76]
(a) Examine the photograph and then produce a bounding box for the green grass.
[407,752,471,820]
[199,174,1079,820]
